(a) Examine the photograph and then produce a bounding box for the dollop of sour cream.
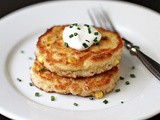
[63,23,102,50]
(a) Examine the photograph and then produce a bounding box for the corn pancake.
[30,60,120,97]
[36,25,123,78]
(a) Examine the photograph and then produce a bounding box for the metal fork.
[88,8,160,80]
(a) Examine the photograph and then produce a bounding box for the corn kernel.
[38,56,44,63]
[95,91,103,99]
[114,59,119,65]
[68,57,77,63]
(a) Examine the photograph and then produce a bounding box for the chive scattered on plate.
[103,99,108,104]
[35,92,40,97]
[29,82,33,86]
[125,81,130,85]
[120,76,124,80]
[89,97,94,100]
[21,50,24,54]
[131,66,135,70]
[115,89,121,92]
[51,96,55,101]
[73,102,78,106]
[130,74,136,78]
[17,78,22,82]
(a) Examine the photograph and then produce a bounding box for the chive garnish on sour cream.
[62,23,101,50]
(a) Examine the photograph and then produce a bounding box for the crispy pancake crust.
[36,25,123,78]
[30,60,120,97]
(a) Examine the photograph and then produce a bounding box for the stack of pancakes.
[30,25,123,98]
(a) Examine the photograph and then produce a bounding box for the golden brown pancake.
[35,25,123,78]
[30,59,120,97]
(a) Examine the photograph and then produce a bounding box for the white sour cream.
[62,23,101,50]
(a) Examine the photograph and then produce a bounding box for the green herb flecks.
[35,92,40,97]
[69,34,74,38]
[51,96,55,101]
[69,25,73,28]
[120,76,124,80]
[115,89,121,92]
[84,24,89,27]
[88,27,91,34]
[29,82,33,86]
[131,66,135,70]
[103,99,108,104]
[29,57,33,60]
[74,32,78,36]
[21,50,25,54]
[93,37,99,45]
[73,102,78,106]
[82,43,88,48]
[72,23,78,26]
[94,32,99,35]
[125,81,130,85]
[17,78,22,82]
[55,35,58,38]
[130,74,136,78]
[85,40,90,43]
[39,68,45,72]
[64,42,69,47]
[77,27,81,30]
[89,97,94,100]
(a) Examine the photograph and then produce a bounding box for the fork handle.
[130,46,160,80]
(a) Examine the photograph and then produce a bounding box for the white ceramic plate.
[0,1,160,120]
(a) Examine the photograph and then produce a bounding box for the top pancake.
[35,25,123,78]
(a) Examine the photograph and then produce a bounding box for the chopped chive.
[21,50,24,53]
[35,92,40,97]
[93,37,99,45]
[69,25,73,28]
[73,23,78,26]
[17,78,22,82]
[29,66,31,70]
[29,57,33,60]
[103,99,108,104]
[73,102,78,106]
[89,97,94,100]
[39,68,45,72]
[94,32,99,35]
[102,36,107,40]
[85,40,90,43]
[55,35,58,38]
[115,89,121,92]
[131,66,135,70]
[64,42,69,47]
[74,32,78,36]
[77,27,81,30]
[29,82,33,86]
[51,96,55,101]
[121,101,124,104]
[120,76,124,80]
[82,43,88,48]
[125,81,130,85]
[84,24,89,27]
[69,34,74,38]
[130,74,136,78]
[88,27,91,34]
